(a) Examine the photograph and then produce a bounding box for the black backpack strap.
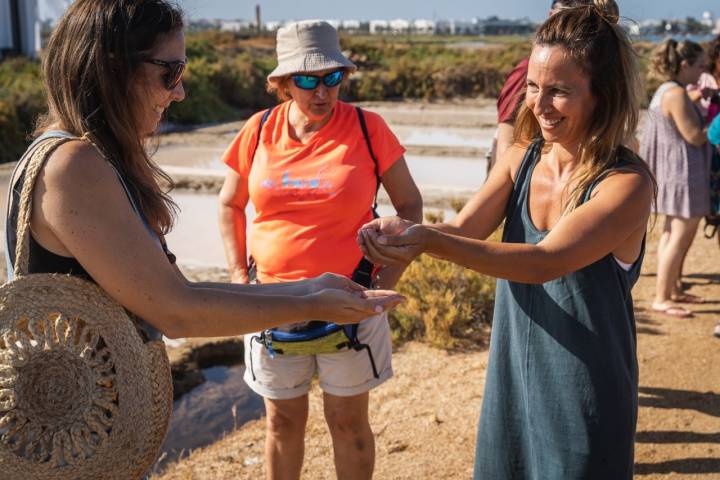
[356,106,380,213]
[341,324,380,379]
[352,107,382,289]
[250,107,274,165]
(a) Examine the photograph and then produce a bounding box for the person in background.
[707,94,720,338]
[218,20,422,480]
[359,2,655,477]
[487,0,592,173]
[687,35,719,122]
[640,39,711,317]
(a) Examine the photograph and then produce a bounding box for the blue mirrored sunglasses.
[292,70,345,90]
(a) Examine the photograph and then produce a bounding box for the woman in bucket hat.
[218,20,422,480]
[1,3,404,479]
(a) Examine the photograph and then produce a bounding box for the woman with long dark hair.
[6,1,402,345]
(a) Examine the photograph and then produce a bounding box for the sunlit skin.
[285,67,343,142]
[135,29,186,137]
[525,45,596,152]
[356,43,652,289]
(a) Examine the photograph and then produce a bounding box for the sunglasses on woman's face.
[292,70,344,90]
[143,58,186,90]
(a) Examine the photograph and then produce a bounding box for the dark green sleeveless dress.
[473,141,642,479]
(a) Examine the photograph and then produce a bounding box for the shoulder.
[244,106,277,132]
[353,104,389,133]
[661,83,689,103]
[498,143,531,183]
[42,140,116,188]
[595,154,655,205]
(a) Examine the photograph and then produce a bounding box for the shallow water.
[392,125,491,150]
[154,365,264,472]
[166,192,459,267]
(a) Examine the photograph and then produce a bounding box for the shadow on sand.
[635,458,720,475]
[639,386,720,418]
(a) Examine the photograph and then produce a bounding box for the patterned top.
[640,81,711,218]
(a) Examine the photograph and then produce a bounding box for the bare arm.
[33,142,402,338]
[663,85,708,146]
[422,145,524,240]
[373,156,423,289]
[218,169,250,283]
[362,169,652,284]
[494,122,515,165]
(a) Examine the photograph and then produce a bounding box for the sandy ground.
[1,100,716,478]
[153,223,720,480]
[147,100,719,479]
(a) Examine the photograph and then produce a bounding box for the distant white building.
[435,19,481,35]
[219,20,252,32]
[413,19,435,35]
[0,0,41,58]
[389,19,411,34]
[341,19,361,30]
[369,20,389,35]
[715,19,720,35]
[264,21,284,32]
[701,11,713,28]
[325,19,341,30]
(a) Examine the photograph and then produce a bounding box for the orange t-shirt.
[222,100,405,283]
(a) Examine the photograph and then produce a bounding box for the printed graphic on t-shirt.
[259,166,337,201]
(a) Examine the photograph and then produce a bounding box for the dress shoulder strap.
[504,138,543,221]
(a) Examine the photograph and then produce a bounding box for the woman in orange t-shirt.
[218,21,422,479]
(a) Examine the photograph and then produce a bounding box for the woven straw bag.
[0,137,173,479]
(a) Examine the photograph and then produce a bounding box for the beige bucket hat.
[268,20,357,80]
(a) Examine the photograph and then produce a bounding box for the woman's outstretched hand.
[309,272,365,294]
[309,288,406,325]
[357,216,427,266]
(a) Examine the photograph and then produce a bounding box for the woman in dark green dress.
[357,1,656,478]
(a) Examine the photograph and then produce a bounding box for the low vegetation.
[0,31,669,165]
[389,253,495,349]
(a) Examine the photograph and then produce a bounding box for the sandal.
[670,293,705,304]
[651,302,693,318]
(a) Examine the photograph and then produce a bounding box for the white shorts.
[243,313,393,399]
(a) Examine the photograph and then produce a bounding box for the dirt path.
[154,223,720,480]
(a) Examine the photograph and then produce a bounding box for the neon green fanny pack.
[248,322,379,380]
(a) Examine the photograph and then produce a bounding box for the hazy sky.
[177,0,717,22]
[38,0,719,23]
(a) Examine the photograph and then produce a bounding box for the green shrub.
[389,254,495,349]
[0,100,27,163]
[0,58,45,163]
[166,58,238,124]
[0,33,675,155]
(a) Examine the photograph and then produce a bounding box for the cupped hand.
[310,288,406,324]
[358,216,415,239]
[358,223,427,266]
[310,272,366,294]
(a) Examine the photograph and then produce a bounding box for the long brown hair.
[514,0,656,212]
[36,0,183,234]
